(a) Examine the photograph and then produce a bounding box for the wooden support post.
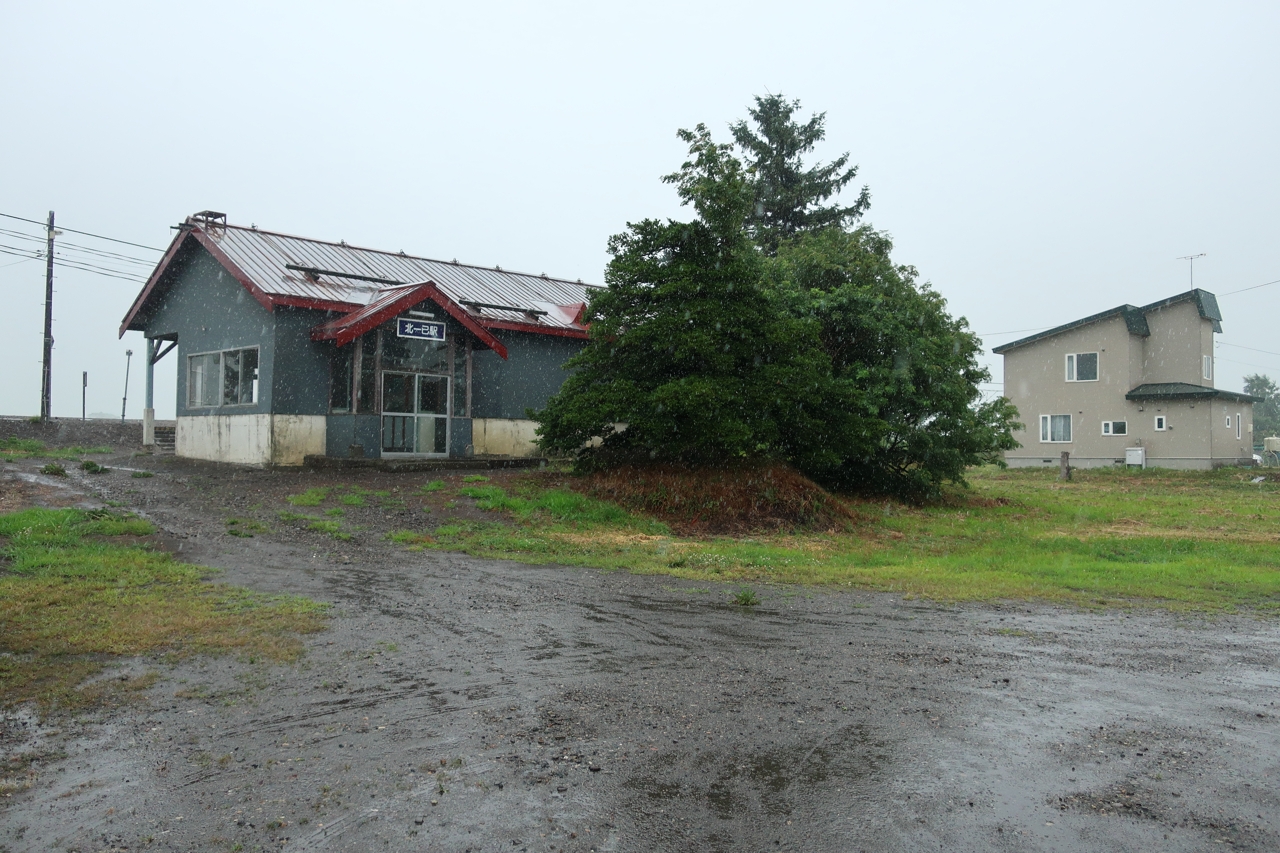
[1059,451,1072,481]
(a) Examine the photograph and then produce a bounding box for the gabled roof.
[308,282,508,357]
[120,213,600,347]
[991,289,1222,355]
[1126,383,1260,404]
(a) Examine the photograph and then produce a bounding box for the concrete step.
[152,425,176,454]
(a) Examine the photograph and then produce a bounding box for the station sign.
[396,317,446,341]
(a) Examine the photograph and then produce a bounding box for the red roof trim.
[118,229,192,338]
[271,294,361,314]
[311,282,509,359]
[477,318,590,340]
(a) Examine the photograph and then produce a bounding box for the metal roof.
[992,289,1222,355]
[1126,383,1260,404]
[121,214,600,339]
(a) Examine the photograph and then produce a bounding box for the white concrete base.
[472,417,540,457]
[1003,455,1238,471]
[142,408,155,446]
[176,414,326,466]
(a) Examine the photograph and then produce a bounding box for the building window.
[1237,413,1242,441]
[187,347,258,408]
[1066,352,1099,382]
[1154,415,1167,431]
[1040,414,1072,443]
[1102,420,1128,436]
[1225,415,1232,429]
[1203,355,1213,380]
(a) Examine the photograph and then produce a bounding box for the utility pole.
[82,371,87,421]
[40,211,56,421]
[121,350,133,423]
[1177,253,1206,288]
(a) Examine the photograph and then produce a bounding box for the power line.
[1217,341,1280,358]
[0,211,164,253]
[0,244,146,283]
[1218,277,1280,297]
[1214,354,1280,373]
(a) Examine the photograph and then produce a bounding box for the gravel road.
[2,455,1278,852]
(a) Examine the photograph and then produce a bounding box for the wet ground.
[2,453,1278,852]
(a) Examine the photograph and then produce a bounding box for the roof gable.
[121,213,600,341]
[991,288,1221,355]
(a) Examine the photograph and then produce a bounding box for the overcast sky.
[2,1,1277,420]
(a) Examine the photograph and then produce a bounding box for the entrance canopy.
[309,281,508,358]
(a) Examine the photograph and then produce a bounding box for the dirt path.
[2,455,1278,852]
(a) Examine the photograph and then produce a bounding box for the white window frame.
[1065,352,1099,382]
[1236,413,1242,440]
[1102,420,1128,436]
[1040,414,1072,443]
[186,346,260,409]
[1203,355,1213,381]
[1225,415,1232,429]
[1154,415,1167,431]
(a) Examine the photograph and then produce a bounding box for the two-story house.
[993,289,1257,469]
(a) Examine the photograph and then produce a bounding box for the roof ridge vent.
[495,264,502,271]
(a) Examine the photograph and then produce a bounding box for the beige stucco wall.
[472,417,540,457]
[1001,306,1250,469]
[1142,300,1215,386]
[176,414,326,466]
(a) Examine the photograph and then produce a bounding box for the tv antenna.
[1177,253,1206,288]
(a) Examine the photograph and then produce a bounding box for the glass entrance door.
[382,372,450,456]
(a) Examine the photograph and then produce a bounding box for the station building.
[120,211,598,465]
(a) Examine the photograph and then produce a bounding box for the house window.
[1203,355,1213,380]
[1225,415,1232,429]
[1237,413,1242,441]
[1102,420,1128,436]
[1040,414,1072,443]
[1066,352,1098,382]
[1154,415,1167,431]
[187,347,258,408]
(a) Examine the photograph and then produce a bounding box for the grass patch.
[226,518,268,538]
[461,474,490,483]
[0,508,326,711]
[420,480,447,493]
[80,460,108,474]
[0,438,113,460]
[131,470,154,479]
[286,487,330,507]
[39,462,67,477]
[398,467,1280,612]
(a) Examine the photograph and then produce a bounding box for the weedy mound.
[582,462,858,534]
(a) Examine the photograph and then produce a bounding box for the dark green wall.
[472,332,582,419]
[140,247,276,417]
[271,307,334,416]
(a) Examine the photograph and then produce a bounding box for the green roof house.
[992,289,1259,469]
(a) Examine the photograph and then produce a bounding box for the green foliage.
[766,228,1021,499]
[536,124,838,467]
[420,479,447,493]
[1244,374,1280,438]
[80,460,108,474]
[461,474,490,483]
[39,463,66,477]
[731,587,761,607]
[730,93,870,255]
[535,95,1019,499]
[131,470,154,479]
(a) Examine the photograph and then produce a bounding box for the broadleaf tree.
[1244,374,1280,438]
[536,97,1021,499]
[535,125,856,470]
